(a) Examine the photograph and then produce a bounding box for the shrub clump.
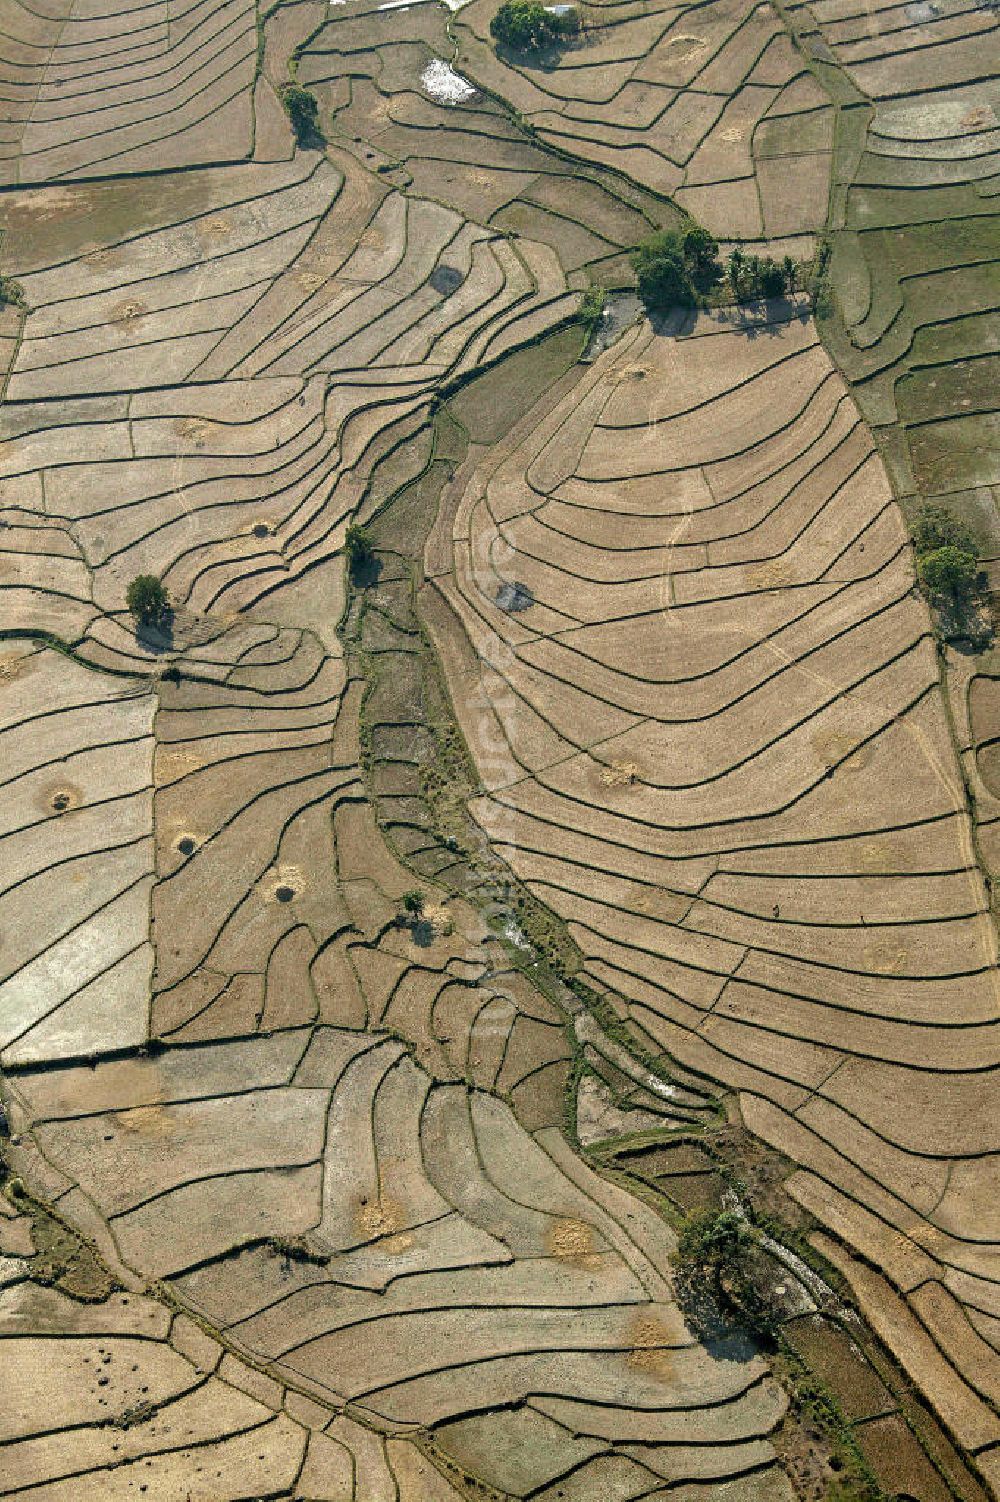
[345,523,375,580]
[267,1234,329,1266]
[672,1208,777,1339]
[631,225,722,311]
[912,501,974,557]
[579,285,606,330]
[126,574,170,628]
[490,0,579,52]
[807,238,832,317]
[280,82,320,145]
[0,276,26,309]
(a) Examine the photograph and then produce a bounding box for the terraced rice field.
[0,0,998,1497]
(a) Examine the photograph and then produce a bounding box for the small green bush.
[0,276,26,309]
[125,574,169,627]
[579,285,606,328]
[280,82,320,145]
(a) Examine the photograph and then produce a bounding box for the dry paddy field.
[779,0,1000,895]
[0,0,997,1498]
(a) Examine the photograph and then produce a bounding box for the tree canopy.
[727,250,794,303]
[126,574,169,627]
[630,225,721,311]
[490,0,578,51]
[912,502,975,557]
[917,545,978,600]
[345,523,376,582]
[280,82,320,145]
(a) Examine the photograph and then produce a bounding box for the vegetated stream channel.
[342,318,991,1502]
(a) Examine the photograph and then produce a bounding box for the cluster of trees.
[672,1209,778,1341]
[913,503,981,603]
[631,227,799,311]
[490,0,580,52]
[726,247,797,302]
[630,225,723,309]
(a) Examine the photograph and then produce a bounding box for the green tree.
[682,223,722,292]
[781,254,797,294]
[917,545,978,600]
[345,523,376,582]
[759,258,786,298]
[913,502,974,557]
[126,574,169,628]
[280,82,320,145]
[550,4,580,35]
[490,0,570,49]
[631,230,695,310]
[672,1209,778,1339]
[579,285,606,329]
[402,889,424,916]
[727,247,745,300]
[677,1208,748,1268]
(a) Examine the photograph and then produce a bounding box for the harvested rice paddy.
[0,0,997,1496]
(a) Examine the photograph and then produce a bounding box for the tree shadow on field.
[135,607,175,653]
[410,917,435,948]
[647,306,698,337]
[495,37,575,71]
[724,294,809,339]
[936,590,994,653]
[350,553,383,589]
[703,1328,761,1365]
[296,120,326,152]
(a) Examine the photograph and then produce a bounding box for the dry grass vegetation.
[0,0,997,1496]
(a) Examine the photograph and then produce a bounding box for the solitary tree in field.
[280,82,320,145]
[126,574,169,628]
